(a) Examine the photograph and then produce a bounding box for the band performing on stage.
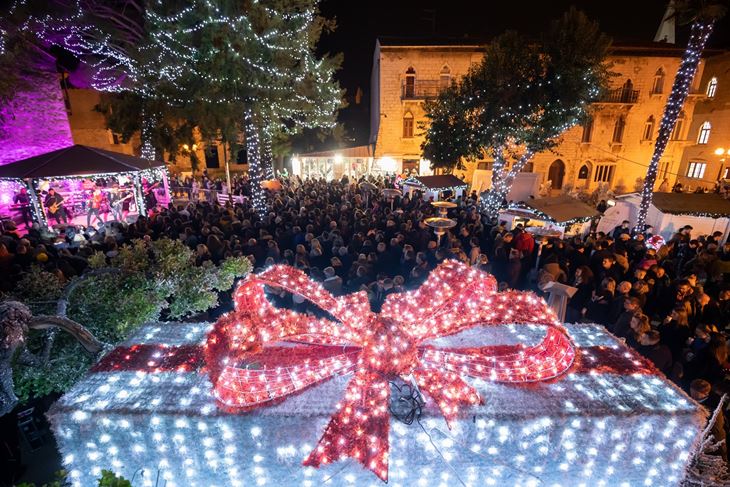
[3,178,160,231]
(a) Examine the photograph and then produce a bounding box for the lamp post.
[714,147,730,180]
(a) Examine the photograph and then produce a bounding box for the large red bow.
[205,260,576,482]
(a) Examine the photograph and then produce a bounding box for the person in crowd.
[690,379,727,462]
[638,330,673,376]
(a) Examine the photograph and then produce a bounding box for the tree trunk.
[636,21,714,233]
[260,111,275,180]
[140,99,157,161]
[481,150,534,218]
[244,106,267,216]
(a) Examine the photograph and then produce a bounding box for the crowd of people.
[1,172,729,456]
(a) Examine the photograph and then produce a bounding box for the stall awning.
[651,192,730,217]
[0,144,165,179]
[404,175,467,190]
[524,196,598,223]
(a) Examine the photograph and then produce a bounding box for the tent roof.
[405,175,468,190]
[525,196,598,223]
[651,192,730,217]
[0,144,165,179]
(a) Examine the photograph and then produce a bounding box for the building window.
[107,129,122,145]
[612,116,626,143]
[581,118,593,143]
[404,67,416,98]
[439,65,451,90]
[403,112,414,138]
[707,77,718,98]
[643,116,655,140]
[577,164,590,180]
[651,68,665,94]
[477,161,492,171]
[671,111,686,140]
[687,161,707,179]
[660,161,670,180]
[594,164,615,183]
[521,161,533,172]
[697,121,711,144]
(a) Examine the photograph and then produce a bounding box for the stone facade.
[370,39,711,195]
[676,52,730,190]
[66,89,136,155]
[0,71,74,164]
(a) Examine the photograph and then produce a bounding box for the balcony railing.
[401,79,444,99]
[598,87,640,104]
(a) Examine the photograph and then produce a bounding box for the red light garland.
[204,260,576,481]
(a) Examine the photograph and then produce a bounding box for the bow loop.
[206,260,576,481]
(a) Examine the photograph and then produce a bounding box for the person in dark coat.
[659,306,692,364]
[567,265,594,323]
[638,330,673,376]
[691,379,727,462]
[611,296,641,339]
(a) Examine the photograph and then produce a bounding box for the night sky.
[317,0,730,144]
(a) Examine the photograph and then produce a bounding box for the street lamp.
[714,147,730,181]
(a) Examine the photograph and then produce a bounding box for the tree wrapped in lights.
[635,0,726,233]
[7,1,342,213]
[421,8,611,218]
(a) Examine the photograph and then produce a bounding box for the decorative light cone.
[431,201,457,217]
[424,216,456,246]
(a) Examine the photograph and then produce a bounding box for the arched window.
[612,116,626,143]
[402,112,414,138]
[439,65,451,89]
[404,67,416,98]
[643,116,655,140]
[578,164,590,179]
[671,111,686,140]
[581,117,593,143]
[707,77,718,98]
[652,68,665,94]
[697,121,711,144]
[620,79,635,102]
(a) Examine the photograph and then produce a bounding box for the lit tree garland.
[635,1,726,233]
[421,8,611,219]
[7,1,342,193]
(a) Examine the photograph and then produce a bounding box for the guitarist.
[108,183,133,222]
[44,188,68,225]
[86,186,106,228]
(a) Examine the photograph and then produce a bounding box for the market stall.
[499,195,597,237]
[597,192,730,240]
[0,144,169,230]
[401,174,468,201]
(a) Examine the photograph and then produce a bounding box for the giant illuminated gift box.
[49,262,706,487]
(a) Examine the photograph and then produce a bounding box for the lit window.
[652,68,665,94]
[594,164,615,183]
[612,116,626,144]
[707,77,718,98]
[643,116,655,140]
[697,121,711,144]
[671,111,685,140]
[403,112,414,138]
[687,162,707,179]
[581,118,593,143]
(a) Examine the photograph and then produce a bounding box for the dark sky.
[317,0,730,144]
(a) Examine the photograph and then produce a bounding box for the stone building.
[369,38,712,195]
[676,51,730,190]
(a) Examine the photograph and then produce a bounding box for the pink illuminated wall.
[0,70,73,165]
